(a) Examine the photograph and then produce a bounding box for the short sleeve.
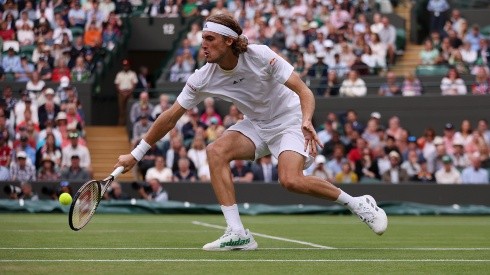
[176,73,206,110]
[253,45,294,84]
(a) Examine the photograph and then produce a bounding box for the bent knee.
[279,174,305,193]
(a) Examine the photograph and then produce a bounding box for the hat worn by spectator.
[41,156,55,166]
[45,88,55,95]
[56,112,67,121]
[60,76,70,88]
[17,151,27,159]
[371,112,381,119]
[68,131,79,139]
[316,52,326,59]
[388,151,400,159]
[210,117,219,124]
[453,137,464,147]
[323,39,334,48]
[315,155,326,164]
[433,136,444,146]
[444,123,454,130]
[309,21,319,29]
[442,155,452,164]
[407,136,417,143]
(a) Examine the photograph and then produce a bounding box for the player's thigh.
[277,150,306,181]
[208,130,256,161]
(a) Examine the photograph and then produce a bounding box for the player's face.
[201,31,233,64]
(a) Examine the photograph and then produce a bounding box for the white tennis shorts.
[227,117,314,170]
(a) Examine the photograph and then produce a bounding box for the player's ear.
[224,36,234,47]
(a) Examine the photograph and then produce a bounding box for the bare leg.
[277,151,341,200]
[206,130,255,206]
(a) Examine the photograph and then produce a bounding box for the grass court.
[1,213,489,274]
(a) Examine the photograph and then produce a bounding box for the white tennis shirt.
[177,45,301,123]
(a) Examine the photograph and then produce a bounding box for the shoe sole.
[203,240,258,251]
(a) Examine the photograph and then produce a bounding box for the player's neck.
[218,52,239,71]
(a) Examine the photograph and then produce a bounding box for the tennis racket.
[68,166,124,231]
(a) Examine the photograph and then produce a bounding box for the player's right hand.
[115,154,137,173]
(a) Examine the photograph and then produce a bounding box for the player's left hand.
[301,121,323,156]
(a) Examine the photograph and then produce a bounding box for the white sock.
[221,204,245,235]
[335,189,358,211]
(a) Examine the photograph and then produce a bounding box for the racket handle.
[111,166,125,178]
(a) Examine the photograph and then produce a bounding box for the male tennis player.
[115,14,387,251]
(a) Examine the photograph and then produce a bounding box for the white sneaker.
[202,227,258,251]
[352,195,388,235]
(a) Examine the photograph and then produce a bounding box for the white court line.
[192,221,334,249]
[1,247,489,251]
[0,259,488,263]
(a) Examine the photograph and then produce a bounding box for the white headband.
[203,21,238,38]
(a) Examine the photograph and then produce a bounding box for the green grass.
[0,214,489,274]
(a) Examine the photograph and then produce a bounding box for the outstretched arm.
[284,72,322,156]
[115,101,187,173]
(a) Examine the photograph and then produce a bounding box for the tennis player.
[115,14,387,251]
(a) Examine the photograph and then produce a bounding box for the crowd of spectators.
[169,0,404,96]
[167,0,490,97]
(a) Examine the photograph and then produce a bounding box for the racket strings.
[70,182,100,230]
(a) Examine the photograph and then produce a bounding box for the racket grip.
[111,166,125,178]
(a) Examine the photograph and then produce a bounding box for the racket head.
[68,180,102,231]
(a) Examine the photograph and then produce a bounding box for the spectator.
[53,19,72,45]
[413,159,435,182]
[25,72,45,96]
[419,39,439,66]
[132,115,153,147]
[102,23,119,51]
[145,155,173,182]
[173,157,197,182]
[151,94,171,121]
[476,119,490,146]
[440,68,467,95]
[145,0,165,17]
[461,157,489,184]
[38,98,60,130]
[329,53,350,78]
[14,134,36,164]
[471,66,490,95]
[71,56,91,82]
[200,98,222,126]
[451,137,470,171]
[222,104,242,129]
[0,131,12,168]
[435,155,462,184]
[0,21,15,41]
[454,119,474,150]
[339,70,367,97]
[138,178,169,202]
[187,136,208,171]
[181,107,207,145]
[137,143,163,179]
[114,59,138,125]
[427,0,450,35]
[60,155,90,181]
[17,23,35,46]
[14,55,35,82]
[357,147,380,182]
[401,71,423,96]
[377,16,396,64]
[83,21,102,48]
[61,131,91,169]
[378,71,401,96]
[37,156,60,180]
[68,1,87,29]
[130,91,154,125]
[2,47,21,73]
[51,58,71,83]
[362,118,381,149]
[401,149,422,180]
[381,151,409,183]
[136,66,152,91]
[36,132,62,169]
[104,181,130,200]
[369,33,388,70]
[10,151,36,181]
[116,0,133,15]
[465,24,483,52]
[307,154,334,181]
[36,56,53,81]
[460,40,477,65]
[169,55,193,82]
[335,161,358,184]
[251,155,277,183]
[231,159,253,183]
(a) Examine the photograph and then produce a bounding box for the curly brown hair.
[206,14,248,56]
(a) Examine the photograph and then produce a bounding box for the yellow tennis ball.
[59,193,72,205]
